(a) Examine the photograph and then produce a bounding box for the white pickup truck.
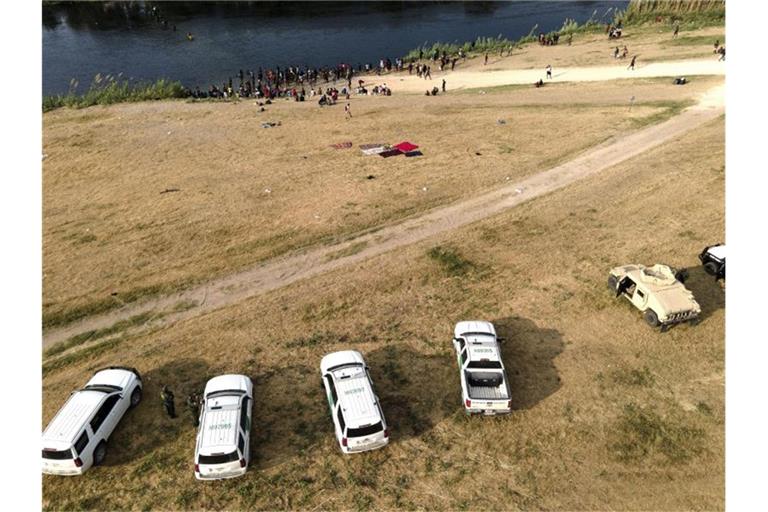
[452,321,512,415]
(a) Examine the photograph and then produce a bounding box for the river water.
[42,1,627,96]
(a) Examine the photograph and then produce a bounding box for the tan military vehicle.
[608,264,701,330]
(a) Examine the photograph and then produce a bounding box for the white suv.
[321,350,389,453]
[42,366,143,475]
[194,374,253,480]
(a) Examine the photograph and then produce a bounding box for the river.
[42,1,627,96]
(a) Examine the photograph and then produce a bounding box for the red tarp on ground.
[393,141,419,153]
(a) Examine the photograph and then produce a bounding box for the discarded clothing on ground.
[393,141,419,153]
[360,143,390,156]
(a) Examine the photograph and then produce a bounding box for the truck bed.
[468,384,509,400]
[465,370,509,400]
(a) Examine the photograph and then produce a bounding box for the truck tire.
[130,387,142,408]
[703,261,719,276]
[608,275,618,292]
[93,441,107,466]
[644,309,660,327]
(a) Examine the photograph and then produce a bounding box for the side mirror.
[497,337,506,343]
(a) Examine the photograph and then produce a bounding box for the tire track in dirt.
[43,84,724,348]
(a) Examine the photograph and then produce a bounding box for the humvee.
[608,264,701,330]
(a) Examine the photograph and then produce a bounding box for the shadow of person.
[103,358,211,467]
[492,316,565,410]
[683,264,725,323]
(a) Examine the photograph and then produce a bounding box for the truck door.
[632,287,648,308]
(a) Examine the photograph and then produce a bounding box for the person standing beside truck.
[186,392,201,427]
[161,385,176,419]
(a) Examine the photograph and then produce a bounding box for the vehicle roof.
[465,336,502,364]
[321,350,365,374]
[707,244,725,260]
[454,320,496,339]
[42,391,106,447]
[204,374,252,397]
[198,402,241,456]
[331,365,381,429]
[86,368,135,390]
[612,264,679,290]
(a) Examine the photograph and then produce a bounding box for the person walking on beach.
[161,386,176,419]
[344,102,352,120]
[546,65,552,79]
[426,66,432,80]
[442,79,446,93]
[568,33,573,46]
[628,55,637,70]
[614,46,620,59]
[673,22,679,38]
[484,53,488,65]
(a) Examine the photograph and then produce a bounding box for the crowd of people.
[607,20,624,39]
[538,32,561,46]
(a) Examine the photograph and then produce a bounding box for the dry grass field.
[42,72,720,332]
[42,108,724,511]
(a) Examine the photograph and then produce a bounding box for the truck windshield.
[83,384,122,393]
[198,451,239,465]
[347,421,384,438]
[42,448,73,460]
[467,361,502,369]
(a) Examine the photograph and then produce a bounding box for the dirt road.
[43,81,724,349]
[376,58,724,92]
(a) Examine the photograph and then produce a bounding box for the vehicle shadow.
[683,265,725,323]
[492,316,565,410]
[366,344,457,441]
[103,358,212,466]
[250,344,455,469]
[249,363,330,470]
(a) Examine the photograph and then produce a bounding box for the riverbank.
[43,19,724,111]
[42,19,724,331]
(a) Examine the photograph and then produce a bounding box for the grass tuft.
[427,245,477,277]
[611,366,656,387]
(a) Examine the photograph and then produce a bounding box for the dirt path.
[370,58,724,92]
[43,82,724,349]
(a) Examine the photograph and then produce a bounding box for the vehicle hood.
[654,287,701,314]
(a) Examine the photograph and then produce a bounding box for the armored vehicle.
[608,264,701,330]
